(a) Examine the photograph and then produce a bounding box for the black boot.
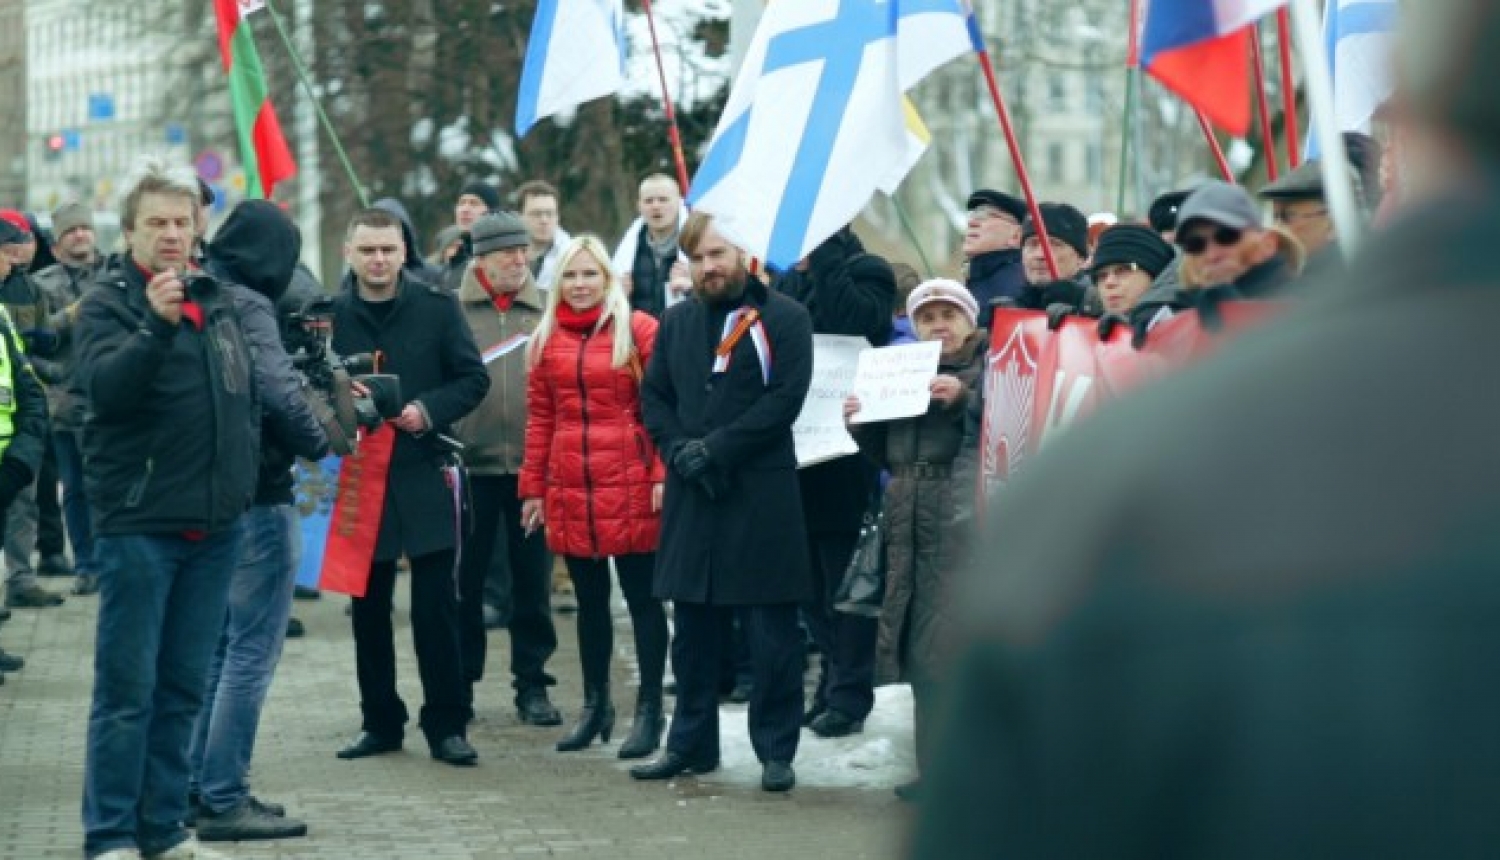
[616,693,665,760]
[555,685,614,752]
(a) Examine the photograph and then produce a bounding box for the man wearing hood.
[331,207,490,767]
[187,201,330,843]
[77,155,260,860]
[962,189,1028,312]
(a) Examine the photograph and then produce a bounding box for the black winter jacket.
[775,227,894,534]
[966,249,1026,314]
[330,272,489,560]
[76,256,259,535]
[207,201,329,506]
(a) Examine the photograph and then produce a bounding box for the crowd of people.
[0,73,1412,860]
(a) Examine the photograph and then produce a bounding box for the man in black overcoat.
[328,208,490,767]
[634,212,814,793]
[911,3,1500,855]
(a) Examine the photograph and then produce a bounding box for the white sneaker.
[92,850,143,860]
[143,837,233,860]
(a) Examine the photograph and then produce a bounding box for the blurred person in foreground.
[910,2,1500,856]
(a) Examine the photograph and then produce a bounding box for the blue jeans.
[52,429,97,576]
[188,505,299,814]
[82,524,245,859]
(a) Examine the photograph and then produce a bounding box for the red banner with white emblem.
[979,305,1281,510]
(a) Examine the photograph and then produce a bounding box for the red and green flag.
[213,0,296,199]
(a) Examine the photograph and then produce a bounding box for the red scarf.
[135,261,204,330]
[556,303,604,333]
[475,267,516,313]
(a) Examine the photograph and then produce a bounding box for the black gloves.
[671,439,713,481]
[0,457,34,511]
[1097,313,1127,341]
[1045,303,1077,331]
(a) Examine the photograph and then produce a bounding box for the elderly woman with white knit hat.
[841,278,987,802]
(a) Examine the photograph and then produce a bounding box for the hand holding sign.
[847,340,942,424]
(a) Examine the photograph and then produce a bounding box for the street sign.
[194,150,225,182]
[61,130,81,152]
[87,93,116,121]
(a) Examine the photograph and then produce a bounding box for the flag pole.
[1193,108,1235,182]
[1115,0,1141,214]
[1289,0,1361,258]
[891,196,936,278]
[1250,22,1279,181]
[1276,7,1302,168]
[970,21,1059,280]
[264,0,369,207]
[640,0,693,195]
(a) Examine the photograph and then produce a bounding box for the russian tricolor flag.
[1142,0,1289,136]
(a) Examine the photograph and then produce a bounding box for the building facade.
[0,2,25,205]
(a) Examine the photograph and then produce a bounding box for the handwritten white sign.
[793,335,868,467]
[848,340,941,424]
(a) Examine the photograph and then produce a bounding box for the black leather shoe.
[809,709,864,738]
[0,648,23,672]
[516,688,563,726]
[762,760,796,792]
[336,732,402,760]
[629,750,719,780]
[293,585,321,601]
[429,735,478,766]
[285,617,305,639]
[6,584,64,608]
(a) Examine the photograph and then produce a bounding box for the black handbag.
[834,501,886,618]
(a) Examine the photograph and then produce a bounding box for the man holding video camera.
[330,207,490,767]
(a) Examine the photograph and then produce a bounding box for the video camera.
[283,296,404,446]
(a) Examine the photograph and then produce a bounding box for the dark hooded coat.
[206,201,329,506]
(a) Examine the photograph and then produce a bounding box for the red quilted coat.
[519,308,665,558]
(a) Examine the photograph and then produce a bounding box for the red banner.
[318,424,396,597]
[979,305,1280,505]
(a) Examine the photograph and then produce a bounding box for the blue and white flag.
[1306,0,1396,158]
[689,0,975,269]
[516,0,626,138]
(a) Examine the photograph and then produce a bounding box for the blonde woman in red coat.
[520,235,669,758]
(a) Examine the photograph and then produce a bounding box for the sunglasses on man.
[1179,226,1243,256]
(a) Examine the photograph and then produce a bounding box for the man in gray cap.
[912,1,1500,855]
[1260,133,1384,261]
[451,211,562,728]
[30,201,106,596]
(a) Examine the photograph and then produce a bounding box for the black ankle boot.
[616,693,665,760]
[555,685,614,752]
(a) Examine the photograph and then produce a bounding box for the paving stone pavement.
[0,580,914,859]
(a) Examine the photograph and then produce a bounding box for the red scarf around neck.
[475,267,517,313]
[556,303,604,333]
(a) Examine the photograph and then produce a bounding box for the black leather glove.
[1097,313,1127,341]
[0,457,34,511]
[1045,303,1077,331]
[672,439,713,481]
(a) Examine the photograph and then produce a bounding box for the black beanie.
[1021,203,1089,256]
[1090,224,1175,279]
[459,181,501,212]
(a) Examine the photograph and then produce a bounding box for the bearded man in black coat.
[634,212,814,793]
[911,3,1500,856]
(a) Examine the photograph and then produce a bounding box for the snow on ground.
[702,684,917,791]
